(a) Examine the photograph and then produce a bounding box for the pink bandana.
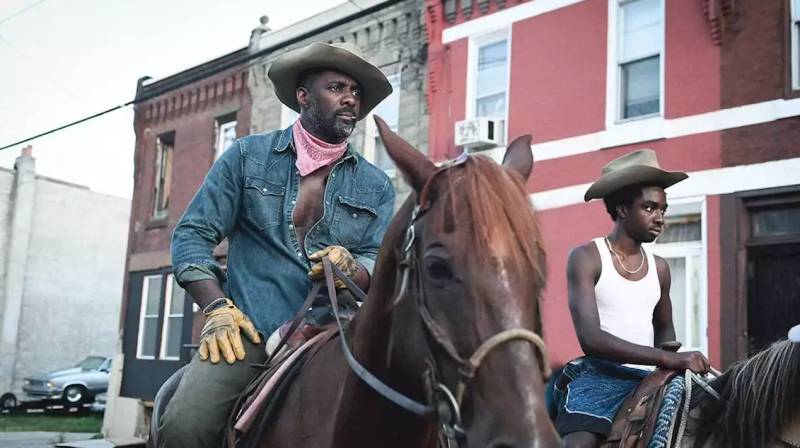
[292,119,348,176]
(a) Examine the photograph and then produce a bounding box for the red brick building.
[121,49,252,399]
[423,0,800,368]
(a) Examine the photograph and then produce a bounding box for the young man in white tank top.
[551,150,711,448]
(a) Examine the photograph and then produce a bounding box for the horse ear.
[502,134,534,181]
[374,115,436,192]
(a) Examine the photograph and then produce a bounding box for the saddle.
[602,368,681,448]
[225,324,339,448]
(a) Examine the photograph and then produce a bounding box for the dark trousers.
[158,337,267,448]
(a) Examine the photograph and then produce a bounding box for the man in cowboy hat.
[160,42,395,447]
[551,149,712,448]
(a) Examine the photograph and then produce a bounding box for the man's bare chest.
[292,166,332,245]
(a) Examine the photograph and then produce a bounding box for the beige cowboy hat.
[584,149,688,201]
[267,42,392,120]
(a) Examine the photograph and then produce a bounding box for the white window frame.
[364,72,402,176]
[606,0,665,126]
[136,275,163,360]
[158,274,184,361]
[466,27,511,140]
[214,118,237,160]
[153,134,174,218]
[792,0,800,90]
[646,196,708,355]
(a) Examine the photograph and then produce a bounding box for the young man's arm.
[567,244,708,372]
[652,255,710,373]
[652,256,677,347]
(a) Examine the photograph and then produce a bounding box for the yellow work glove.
[198,299,261,364]
[308,246,359,289]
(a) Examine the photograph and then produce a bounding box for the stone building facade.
[0,147,129,406]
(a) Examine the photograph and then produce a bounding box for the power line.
[1,0,410,152]
[0,0,48,27]
[0,102,132,151]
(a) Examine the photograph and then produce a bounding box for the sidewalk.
[0,432,97,448]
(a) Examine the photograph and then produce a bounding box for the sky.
[0,0,345,199]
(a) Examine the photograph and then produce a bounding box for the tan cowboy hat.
[267,42,392,120]
[584,149,688,201]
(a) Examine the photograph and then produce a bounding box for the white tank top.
[593,238,661,358]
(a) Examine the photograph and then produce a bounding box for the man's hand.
[661,350,710,374]
[199,299,261,364]
[308,246,359,289]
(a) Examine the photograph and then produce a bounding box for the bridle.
[323,155,551,446]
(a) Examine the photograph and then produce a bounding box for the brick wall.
[129,66,251,266]
[721,0,800,166]
[720,0,788,108]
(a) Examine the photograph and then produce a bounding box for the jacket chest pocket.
[331,196,377,247]
[245,177,285,229]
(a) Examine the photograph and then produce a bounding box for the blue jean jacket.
[171,125,395,334]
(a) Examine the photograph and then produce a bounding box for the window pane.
[621,0,662,62]
[751,206,800,237]
[476,40,508,117]
[657,214,701,244]
[142,317,158,357]
[665,257,687,344]
[145,277,162,315]
[165,316,183,358]
[216,121,237,159]
[476,92,506,119]
[374,74,401,131]
[280,106,299,128]
[622,56,660,118]
[374,138,395,172]
[170,277,185,315]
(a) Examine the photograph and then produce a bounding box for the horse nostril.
[487,442,515,448]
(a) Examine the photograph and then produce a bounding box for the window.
[136,275,163,359]
[792,0,800,90]
[650,200,707,354]
[153,133,175,218]
[136,273,188,360]
[474,38,508,121]
[159,275,186,360]
[372,74,401,172]
[617,0,662,120]
[214,114,237,160]
[280,105,299,128]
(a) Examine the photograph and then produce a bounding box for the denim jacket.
[171,125,395,334]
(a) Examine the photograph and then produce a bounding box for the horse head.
[365,116,559,447]
[688,339,800,447]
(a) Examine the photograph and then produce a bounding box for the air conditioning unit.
[454,118,505,150]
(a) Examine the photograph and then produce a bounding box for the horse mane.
[695,339,800,447]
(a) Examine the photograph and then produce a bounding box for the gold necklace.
[604,237,645,275]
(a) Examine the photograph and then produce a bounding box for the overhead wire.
[1,0,413,152]
[0,0,49,27]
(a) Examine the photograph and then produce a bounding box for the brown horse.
[674,339,800,447]
[238,118,559,448]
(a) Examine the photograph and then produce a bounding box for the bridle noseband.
[325,156,550,446]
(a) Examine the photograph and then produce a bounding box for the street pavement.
[0,432,97,448]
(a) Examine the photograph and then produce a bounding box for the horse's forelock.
[432,155,546,291]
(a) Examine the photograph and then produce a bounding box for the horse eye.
[425,258,453,280]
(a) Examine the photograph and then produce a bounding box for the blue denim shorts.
[552,357,650,436]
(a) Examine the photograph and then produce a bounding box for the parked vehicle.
[18,356,111,405]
